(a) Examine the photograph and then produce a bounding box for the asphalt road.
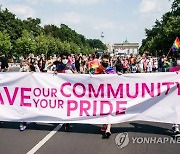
[0,66,179,154]
[0,122,179,154]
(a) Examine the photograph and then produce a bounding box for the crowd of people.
[0,51,180,138]
[1,52,177,74]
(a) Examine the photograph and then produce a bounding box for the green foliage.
[86,39,107,50]
[0,9,23,41]
[171,0,180,13]
[140,0,180,56]
[0,7,106,56]
[35,33,49,55]
[15,30,36,56]
[0,30,12,55]
[44,24,106,53]
[22,17,43,37]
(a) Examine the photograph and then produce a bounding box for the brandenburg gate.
[112,40,139,55]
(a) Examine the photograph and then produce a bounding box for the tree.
[0,31,12,55]
[35,33,49,56]
[86,39,107,50]
[15,30,36,56]
[171,0,180,12]
[140,0,180,56]
[69,42,80,54]
[23,17,42,36]
[0,9,23,41]
[0,7,106,56]
[44,24,106,53]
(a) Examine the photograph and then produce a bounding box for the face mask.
[102,62,109,68]
[177,60,180,66]
[62,59,68,64]
[22,66,27,72]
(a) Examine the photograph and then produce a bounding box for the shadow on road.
[0,121,173,137]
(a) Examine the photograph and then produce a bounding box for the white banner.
[0,72,180,124]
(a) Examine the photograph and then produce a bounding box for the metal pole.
[166,47,172,57]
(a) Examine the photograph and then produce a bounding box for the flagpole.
[166,47,172,57]
[167,37,179,57]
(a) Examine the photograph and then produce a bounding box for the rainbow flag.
[105,67,116,74]
[172,37,180,52]
[89,59,100,74]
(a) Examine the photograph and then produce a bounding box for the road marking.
[26,124,63,154]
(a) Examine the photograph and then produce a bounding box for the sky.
[0,0,172,45]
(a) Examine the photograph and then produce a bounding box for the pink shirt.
[169,66,180,72]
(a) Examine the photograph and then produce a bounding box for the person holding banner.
[55,52,77,131]
[19,60,30,72]
[92,54,117,138]
[56,52,77,74]
[19,60,40,131]
[0,54,9,72]
[169,52,180,135]
[19,60,30,131]
[88,52,101,74]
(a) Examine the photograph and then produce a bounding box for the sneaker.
[175,125,179,132]
[105,131,111,139]
[172,125,176,132]
[101,125,107,132]
[172,126,175,132]
[175,128,180,134]
[174,131,180,137]
[172,124,179,131]
[19,123,27,131]
[64,123,70,132]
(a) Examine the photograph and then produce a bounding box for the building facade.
[112,40,139,55]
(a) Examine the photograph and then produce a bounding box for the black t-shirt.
[0,56,9,69]
[116,60,123,72]
[53,61,61,68]
[30,64,36,72]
